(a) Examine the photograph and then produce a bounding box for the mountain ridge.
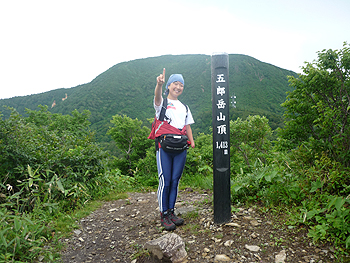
[0,54,298,152]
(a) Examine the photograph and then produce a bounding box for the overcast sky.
[0,0,349,99]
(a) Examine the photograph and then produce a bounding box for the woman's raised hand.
[156,68,166,85]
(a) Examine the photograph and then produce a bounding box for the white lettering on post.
[216,74,226,83]
[216,99,226,109]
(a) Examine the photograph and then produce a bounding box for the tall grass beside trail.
[230,151,350,256]
[0,166,138,262]
[0,107,140,262]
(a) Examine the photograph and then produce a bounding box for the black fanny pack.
[158,134,189,153]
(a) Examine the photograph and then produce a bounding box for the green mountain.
[0,54,297,153]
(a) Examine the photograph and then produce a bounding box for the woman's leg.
[156,149,173,212]
[168,150,187,209]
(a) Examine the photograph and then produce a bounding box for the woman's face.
[168,81,184,99]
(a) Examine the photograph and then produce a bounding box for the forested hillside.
[0,54,297,152]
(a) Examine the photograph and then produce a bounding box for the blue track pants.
[156,148,187,212]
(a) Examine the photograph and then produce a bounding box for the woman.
[150,68,195,231]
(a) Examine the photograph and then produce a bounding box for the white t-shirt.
[154,97,195,130]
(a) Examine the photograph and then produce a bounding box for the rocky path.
[60,189,336,262]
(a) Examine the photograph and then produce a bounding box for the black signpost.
[211,53,231,224]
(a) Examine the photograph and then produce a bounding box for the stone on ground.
[144,233,187,263]
[275,249,286,263]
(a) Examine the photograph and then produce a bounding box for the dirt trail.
[60,189,336,262]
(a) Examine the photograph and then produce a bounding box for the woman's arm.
[155,68,165,106]
[186,124,195,148]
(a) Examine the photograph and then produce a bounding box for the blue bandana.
[165,74,184,94]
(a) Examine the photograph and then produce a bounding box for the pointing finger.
[163,68,166,80]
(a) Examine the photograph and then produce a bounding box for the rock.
[224,240,234,247]
[251,232,259,239]
[250,219,260,226]
[175,205,196,216]
[214,254,231,262]
[73,230,82,235]
[144,233,187,263]
[245,244,260,252]
[212,237,221,243]
[275,249,286,263]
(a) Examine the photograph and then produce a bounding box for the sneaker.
[168,209,184,226]
[160,211,176,231]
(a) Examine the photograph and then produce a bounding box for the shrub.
[230,115,273,174]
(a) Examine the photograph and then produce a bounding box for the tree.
[279,42,350,167]
[107,114,152,175]
[0,106,107,196]
[230,115,272,173]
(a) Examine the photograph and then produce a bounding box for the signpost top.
[212,52,228,56]
[211,53,229,69]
